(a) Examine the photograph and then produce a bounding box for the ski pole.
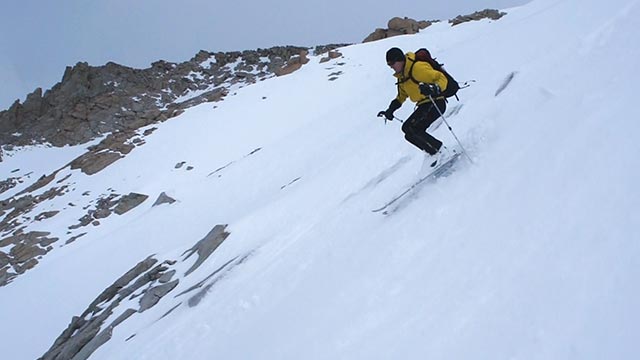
[377,114,405,124]
[459,80,476,89]
[428,95,474,164]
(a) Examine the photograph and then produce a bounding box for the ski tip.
[371,207,391,215]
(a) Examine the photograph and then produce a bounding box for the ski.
[372,152,462,214]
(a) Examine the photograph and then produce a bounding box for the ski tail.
[371,152,463,214]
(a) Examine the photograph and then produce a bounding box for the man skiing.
[378,47,451,167]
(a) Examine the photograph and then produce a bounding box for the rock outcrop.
[38,225,243,360]
[0,45,346,152]
[363,17,437,43]
[0,187,151,286]
[362,9,507,43]
[449,9,507,26]
[152,192,177,207]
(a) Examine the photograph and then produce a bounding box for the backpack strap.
[407,55,443,85]
[405,55,421,85]
[408,61,419,84]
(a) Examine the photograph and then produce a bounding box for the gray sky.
[0,0,529,110]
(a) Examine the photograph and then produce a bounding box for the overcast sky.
[0,0,530,110]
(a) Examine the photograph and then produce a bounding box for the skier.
[377,47,451,167]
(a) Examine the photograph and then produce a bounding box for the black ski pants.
[401,99,446,155]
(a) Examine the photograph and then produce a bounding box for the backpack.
[409,48,460,100]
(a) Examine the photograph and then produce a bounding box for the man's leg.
[401,100,446,154]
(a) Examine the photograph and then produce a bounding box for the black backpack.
[409,48,460,100]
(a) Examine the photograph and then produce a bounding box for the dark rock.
[16,171,58,195]
[68,132,137,175]
[363,17,437,43]
[10,242,48,264]
[450,9,507,26]
[15,257,39,273]
[0,177,19,194]
[138,280,179,312]
[114,193,148,215]
[320,50,343,63]
[0,252,10,267]
[314,44,350,55]
[67,194,120,230]
[152,192,176,207]
[158,269,176,283]
[274,50,310,76]
[35,210,60,221]
[182,224,230,276]
[65,233,87,244]
[0,266,16,286]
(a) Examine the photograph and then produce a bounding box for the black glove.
[419,83,441,97]
[377,99,402,120]
[377,109,394,120]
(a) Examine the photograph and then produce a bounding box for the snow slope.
[1,0,640,358]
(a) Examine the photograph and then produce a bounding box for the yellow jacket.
[393,52,448,105]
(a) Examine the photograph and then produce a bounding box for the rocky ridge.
[449,9,508,26]
[363,9,507,43]
[0,45,347,151]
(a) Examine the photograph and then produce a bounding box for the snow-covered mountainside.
[2,0,639,358]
